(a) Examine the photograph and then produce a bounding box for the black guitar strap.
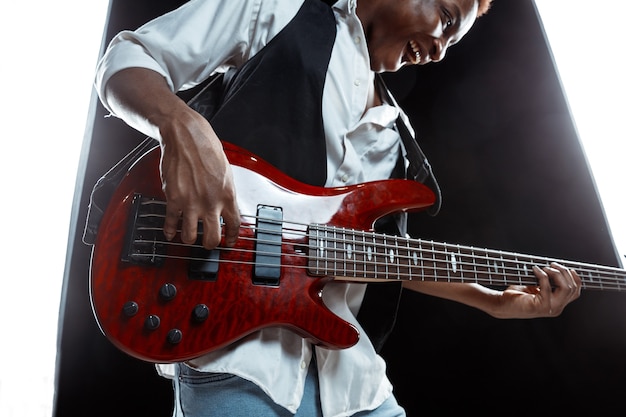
[376,73,442,216]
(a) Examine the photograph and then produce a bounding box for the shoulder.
[248,0,306,52]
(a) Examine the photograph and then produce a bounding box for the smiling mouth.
[406,40,421,65]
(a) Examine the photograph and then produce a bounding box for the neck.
[354,0,380,30]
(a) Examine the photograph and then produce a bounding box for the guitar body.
[90,142,435,363]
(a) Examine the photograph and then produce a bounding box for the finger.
[550,262,581,299]
[221,205,241,247]
[163,207,181,241]
[548,262,579,296]
[532,265,552,294]
[200,214,223,249]
[571,270,583,296]
[180,210,200,244]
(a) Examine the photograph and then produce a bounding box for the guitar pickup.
[188,245,220,281]
[253,205,283,286]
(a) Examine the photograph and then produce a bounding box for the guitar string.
[134,224,619,287]
[140,204,614,281]
[131,233,625,290]
[129,217,626,290]
[137,208,626,282]
[136,208,626,287]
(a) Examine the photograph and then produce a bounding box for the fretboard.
[307,224,626,291]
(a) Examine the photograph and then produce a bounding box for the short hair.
[477,0,493,17]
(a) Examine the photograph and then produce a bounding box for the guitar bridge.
[121,193,166,266]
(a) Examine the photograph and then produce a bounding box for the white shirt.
[95,1,406,415]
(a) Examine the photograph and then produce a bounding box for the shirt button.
[354,79,361,86]
[354,36,361,44]
[300,361,307,370]
[341,174,350,183]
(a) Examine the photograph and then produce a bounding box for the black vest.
[196,0,334,186]
[189,0,404,352]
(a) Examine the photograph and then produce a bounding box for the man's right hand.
[159,108,241,249]
[105,68,241,250]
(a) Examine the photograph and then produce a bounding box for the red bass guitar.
[90,141,626,363]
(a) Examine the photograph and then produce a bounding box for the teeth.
[409,40,421,63]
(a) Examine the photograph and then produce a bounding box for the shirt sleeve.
[94,0,303,114]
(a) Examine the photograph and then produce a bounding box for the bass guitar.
[90,141,626,363]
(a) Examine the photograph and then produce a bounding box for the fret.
[595,270,603,290]
[436,241,448,282]
[360,232,366,277]
[391,235,399,279]
[341,228,347,278]
[384,234,393,279]
[444,244,451,282]
[461,245,470,282]
[498,251,506,286]
[318,227,330,275]
[450,248,457,274]
[353,230,361,277]
[522,258,535,282]
[514,253,522,286]
[405,238,413,281]
[419,239,425,282]
[332,226,338,277]
[455,244,463,282]
[431,240,438,282]
[480,248,492,283]
[439,242,446,280]
[346,230,357,277]
[378,233,386,279]
[471,246,478,285]
[391,237,396,278]
[376,233,383,278]
[485,251,493,285]
[395,235,403,280]
[363,231,370,278]
[429,241,436,281]
[336,227,342,277]
[323,227,329,275]
[380,233,387,278]
[420,240,430,281]
[355,230,362,277]
[605,269,615,291]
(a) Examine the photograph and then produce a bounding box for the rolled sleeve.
[94,0,264,114]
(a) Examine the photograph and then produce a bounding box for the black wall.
[55,1,625,416]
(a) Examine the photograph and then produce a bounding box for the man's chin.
[371,59,403,73]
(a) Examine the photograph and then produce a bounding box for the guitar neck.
[307,224,626,291]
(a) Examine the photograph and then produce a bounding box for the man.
[95,0,581,415]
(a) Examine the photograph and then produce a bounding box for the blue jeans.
[172,363,406,416]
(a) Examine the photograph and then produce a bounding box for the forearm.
[103,66,239,249]
[403,262,582,319]
[404,281,505,317]
[104,67,202,144]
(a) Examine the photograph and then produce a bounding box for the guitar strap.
[376,73,442,216]
[82,135,158,245]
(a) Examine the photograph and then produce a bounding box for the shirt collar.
[332,0,357,15]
